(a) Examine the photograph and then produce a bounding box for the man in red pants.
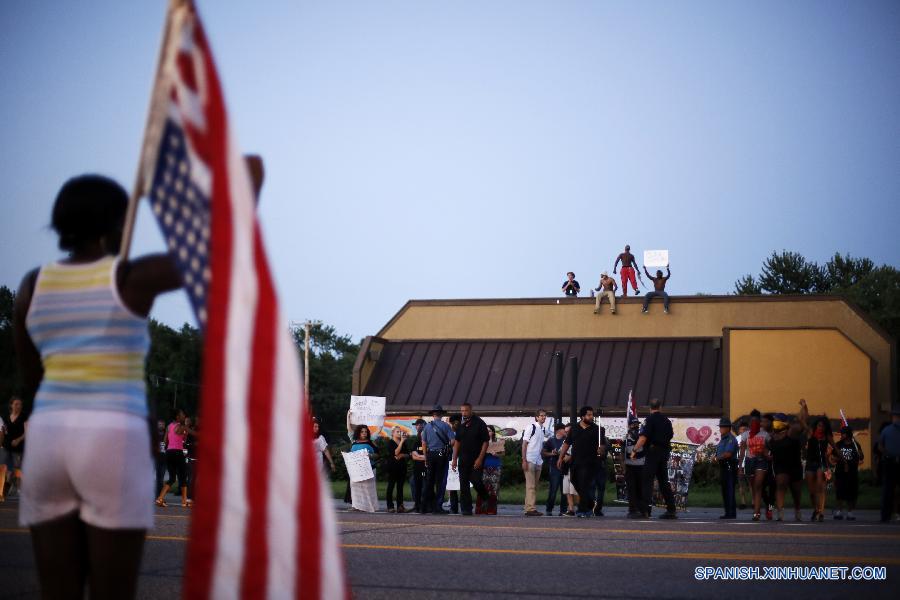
[613,245,639,296]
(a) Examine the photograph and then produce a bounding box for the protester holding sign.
[641,265,671,314]
[346,412,379,512]
[349,395,386,428]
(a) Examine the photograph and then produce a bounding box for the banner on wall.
[610,439,699,510]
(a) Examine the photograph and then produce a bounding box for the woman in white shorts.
[13,175,181,599]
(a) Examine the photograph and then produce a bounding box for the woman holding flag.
[13,175,181,598]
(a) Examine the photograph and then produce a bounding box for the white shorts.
[20,409,154,530]
[562,474,576,495]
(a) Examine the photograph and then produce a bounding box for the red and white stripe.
[145,4,346,599]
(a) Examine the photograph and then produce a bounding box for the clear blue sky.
[2,1,898,341]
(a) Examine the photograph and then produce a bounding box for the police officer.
[630,398,677,519]
[716,417,739,519]
[624,414,645,518]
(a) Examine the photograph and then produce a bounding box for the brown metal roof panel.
[666,341,689,406]
[393,342,431,406]
[434,342,472,408]
[602,342,629,407]
[695,342,719,406]
[511,342,541,406]
[681,341,705,406]
[633,341,659,404]
[650,342,674,401]
[526,342,561,407]
[363,342,400,395]
[420,342,456,404]
[456,342,489,406]
[615,341,644,406]
[495,342,527,407]
[479,342,512,406]
[578,341,603,403]
[408,342,444,406]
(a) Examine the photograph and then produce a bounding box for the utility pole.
[304,320,311,399]
[298,319,322,407]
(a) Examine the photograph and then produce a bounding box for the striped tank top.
[25,256,150,417]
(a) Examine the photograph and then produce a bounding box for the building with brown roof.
[353,295,896,465]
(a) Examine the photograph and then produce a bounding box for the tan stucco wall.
[728,329,873,469]
[376,297,893,412]
[729,329,869,417]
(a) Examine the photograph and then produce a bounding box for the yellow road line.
[341,543,900,565]
[337,520,900,541]
[2,527,897,565]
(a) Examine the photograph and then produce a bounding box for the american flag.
[627,389,638,420]
[140,3,346,599]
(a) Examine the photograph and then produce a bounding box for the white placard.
[342,450,375,483]
[349,395,386,427]
[446,464,461,491]
[644,250,669,268]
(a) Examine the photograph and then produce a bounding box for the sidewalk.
[333,499,890,522]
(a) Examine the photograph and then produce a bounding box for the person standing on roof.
[613,245,639,297]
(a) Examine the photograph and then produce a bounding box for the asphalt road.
[1,500,899,599]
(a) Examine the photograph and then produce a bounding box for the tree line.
[0,286,359,428]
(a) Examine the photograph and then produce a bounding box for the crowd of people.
[325,399,900,523]
[715,400,900,523]
[561,244,672,314]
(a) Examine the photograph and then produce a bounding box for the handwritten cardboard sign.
[342,450,375,483]
[349,395,386,427]
[644,250,669,268]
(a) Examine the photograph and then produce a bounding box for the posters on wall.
[374,415,719,453]
[610,439,699,510]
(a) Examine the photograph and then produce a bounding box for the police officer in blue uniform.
[716,417,739,519]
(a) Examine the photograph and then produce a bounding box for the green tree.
[146,320,202,420]
[824,253,875,290]
[0,285,18,405]
[755,251,827,294]
[733,274,761,295]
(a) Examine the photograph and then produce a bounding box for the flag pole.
[119,0,189,260]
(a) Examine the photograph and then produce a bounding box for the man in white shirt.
[522,409,548,516]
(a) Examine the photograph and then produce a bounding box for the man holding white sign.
[642,264,672,314]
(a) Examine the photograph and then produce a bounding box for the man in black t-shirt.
[561,272,580,297]
[451,403,490,516]
[631,398,677,519]
[558,406,601,517]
